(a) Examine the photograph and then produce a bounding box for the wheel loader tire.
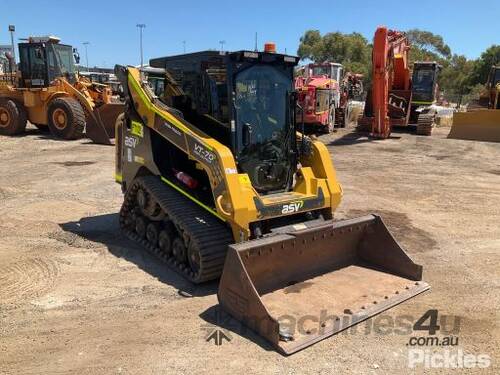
[47,97,85,140]
[320,106,335,134]
[327,106,335,133]
[0,99,27,136]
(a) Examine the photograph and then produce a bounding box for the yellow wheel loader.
[114,49,429,354]
[449,66,500,142]
[0,36,123,144]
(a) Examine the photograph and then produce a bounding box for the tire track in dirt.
[0,257,60,305]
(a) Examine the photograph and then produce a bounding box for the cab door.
[18,43,49,88]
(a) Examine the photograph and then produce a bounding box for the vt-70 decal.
[193,143,216,164]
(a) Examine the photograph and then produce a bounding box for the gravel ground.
[0,124,498,374]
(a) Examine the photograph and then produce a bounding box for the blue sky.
[0,0,497,68]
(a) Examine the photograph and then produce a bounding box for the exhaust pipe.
[218,215,429,355]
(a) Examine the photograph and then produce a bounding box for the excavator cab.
[309,62,344,82]
[17,36,76,88]
[411,62,441,105]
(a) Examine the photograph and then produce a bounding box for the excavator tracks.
[335,108,346,128]
[416,113,435,136]
[119,175,233,283]
[356,113,372,132]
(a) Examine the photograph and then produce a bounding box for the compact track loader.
[0,36,123,144]
[114,49,429,354]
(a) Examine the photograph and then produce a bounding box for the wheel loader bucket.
[448,109,500,143]
[218,215,429,355]
[85,103,125,145]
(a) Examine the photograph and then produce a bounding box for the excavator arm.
[365,27,411,138]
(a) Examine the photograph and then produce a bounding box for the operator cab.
[17,36,77,88]
[411,61,441,103]
[309,62,343,82]
[150,47,300,194]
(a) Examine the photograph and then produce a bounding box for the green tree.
[469,45,500,85]
[439,54,475,97]
[297,30,322,61]
[297,30,371,78]
[406,29,451,60]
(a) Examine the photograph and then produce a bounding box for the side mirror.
[73,48,80,64]
[242,122,252,147]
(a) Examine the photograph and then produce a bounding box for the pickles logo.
[282,201,304,214]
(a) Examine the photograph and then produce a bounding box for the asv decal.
[281,201,304,214]
[124,136,139,148]
[193,143,216,163]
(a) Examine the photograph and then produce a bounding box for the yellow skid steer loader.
[114,48,429,354]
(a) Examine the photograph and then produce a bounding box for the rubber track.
[119,175,234,283]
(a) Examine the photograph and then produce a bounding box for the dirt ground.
[1,124,499,374]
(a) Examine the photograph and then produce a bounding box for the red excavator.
[358,27,440,138]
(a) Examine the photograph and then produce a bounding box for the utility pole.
[182,40,186,53]
[219,40,226,53]
[254,32,258,51]
[8,25,16,64]
[82,42,90,72]
[136,23,146,67]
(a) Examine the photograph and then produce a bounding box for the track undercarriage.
[120,175,233,283]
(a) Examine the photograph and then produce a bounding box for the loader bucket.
[95,103,125,137]
[218,215,429,355]
[85,103,125,145]
[448,110,500,143]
